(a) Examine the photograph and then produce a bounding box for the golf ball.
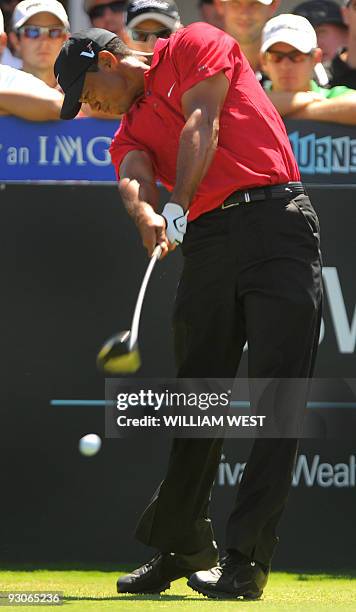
[79,434,102,457]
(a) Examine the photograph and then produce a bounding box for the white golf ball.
[79,433,102,457]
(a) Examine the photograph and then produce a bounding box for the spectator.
[84,0,126,37]
[294,0,348,65]
[124,0,181,53]
[0,2,22,67]
[198,0,223,29]
[261,14,356,125]
[82,1,182,117]
[0,61,62,118]
[0,1,19,31]
[329,0,356,88]
[0,7,5,53]
[215,0,279,76]
[9,0,69,88]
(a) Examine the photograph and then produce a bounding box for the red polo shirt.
[110,23,300,221]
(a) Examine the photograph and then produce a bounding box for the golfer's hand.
[162,203,188,246]
[136,208,171,258]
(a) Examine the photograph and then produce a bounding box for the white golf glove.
[161,203,188,246]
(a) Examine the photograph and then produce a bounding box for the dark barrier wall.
[0,182,355,569]
[0,117,355,568]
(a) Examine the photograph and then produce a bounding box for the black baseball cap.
[125,0,180,30]
[54,28,116,120]
[293,0,345,28]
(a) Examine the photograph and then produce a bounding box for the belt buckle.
[222,200,240,209]
[222,189,251,209]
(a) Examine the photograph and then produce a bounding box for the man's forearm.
[0,91,62,121]
[170,108,219,210]
[290,93,356,125]
[119,177,158,223]
[267,91,323,117]
[118,155,167,257]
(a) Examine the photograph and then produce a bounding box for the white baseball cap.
[12,0,70,31]
[0,9,4,35]
[261,14,318,54]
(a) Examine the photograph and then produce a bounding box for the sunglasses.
[88,0,126,20]
[17,25,67,39]
[128,28,172,42]
[265,49,313,64]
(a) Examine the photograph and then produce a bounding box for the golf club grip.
[129,245,162,350]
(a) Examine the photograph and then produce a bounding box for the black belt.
[221,182,305,209]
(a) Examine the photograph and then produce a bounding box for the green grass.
[0,567,355,611]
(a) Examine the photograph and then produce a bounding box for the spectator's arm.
[266,91,324,117]
[289,93,356,125]
[0,88,63,121]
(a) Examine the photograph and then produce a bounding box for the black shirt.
[329,48,356,89]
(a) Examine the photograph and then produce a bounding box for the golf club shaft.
[129,245,162,351]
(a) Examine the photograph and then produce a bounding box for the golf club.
[96,244,162,374]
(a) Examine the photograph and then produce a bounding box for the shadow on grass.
[295,572,356,581]
[63,595,189,602]
[1,564,356,580]
[0,563,136,573]
[62,595,260,603]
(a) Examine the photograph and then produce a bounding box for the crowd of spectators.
[0,0,355,125]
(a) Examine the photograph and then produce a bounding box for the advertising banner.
[1,117,356,183]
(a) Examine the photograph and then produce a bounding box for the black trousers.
[135,193,323,568]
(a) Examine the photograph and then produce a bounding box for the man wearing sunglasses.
[10,0,69,88]
[84,0,126,37]
[1,6,63,120]
[261,13,356,125]
[124,0,181,52]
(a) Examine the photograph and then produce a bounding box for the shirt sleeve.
[0,65,54,94]
[109,116,153,181]
[170,23,241,95]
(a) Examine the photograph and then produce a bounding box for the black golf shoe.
[117,545,219,594]
[187,551,270,600]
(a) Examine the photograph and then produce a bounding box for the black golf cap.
[55,28,117,120]
[293,0,345,29]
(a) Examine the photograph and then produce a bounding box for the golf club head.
[96,330,141,374]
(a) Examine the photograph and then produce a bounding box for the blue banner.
[1,116,356,183]
[0,117,119,182]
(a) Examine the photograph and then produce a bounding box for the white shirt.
[0,64,53,94]
[0,46,22,70]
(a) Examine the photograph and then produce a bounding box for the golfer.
[55,23,322,600]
